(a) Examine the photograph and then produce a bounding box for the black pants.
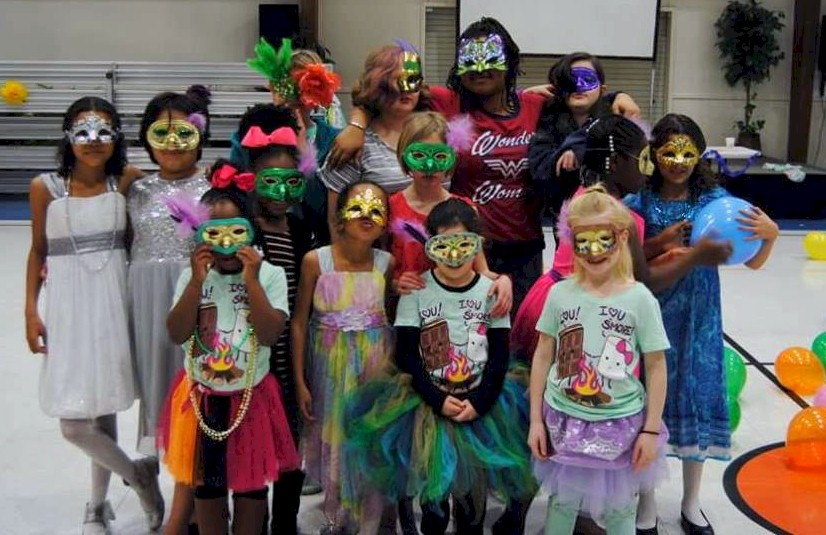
[485,241,544,319]
[420,494,485,535]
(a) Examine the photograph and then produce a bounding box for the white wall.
[0,0,296,62]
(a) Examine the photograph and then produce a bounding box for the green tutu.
[343,368,537,508]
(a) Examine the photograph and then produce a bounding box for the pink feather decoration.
[555,198,572,245]
[446,115,474,152]
[390,217,429,244]
[186,113,207,133]
[298,142,318,176]
[164,191,210,237]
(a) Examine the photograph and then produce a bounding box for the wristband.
[639,429,660,436]
[349,120,366,131]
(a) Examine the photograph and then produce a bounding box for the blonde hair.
[566,184,635,283]
[397,112,449,173]
[291,49,324,70]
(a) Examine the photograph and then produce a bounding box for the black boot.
[491,496,532,535]
[269,470,305,535]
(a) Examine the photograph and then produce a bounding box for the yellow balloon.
[786,407,826,470]
[804,232,826,261]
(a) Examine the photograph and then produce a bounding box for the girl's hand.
[237,246,263,284]
[737,206,779,242]
[441,396,464,418]
[190,244,213,285]
[296,380,315,421]
[691,237,733,266]
[632,432,659,471]
[25,314,47,353]
[452,401,479,422]
[657,220,692,251]
[555,150,579,175]
[328,125,365,168]
[394,272,426,295]
[528,421,551,459]
[612,93,642,119]
[488,275,513,318]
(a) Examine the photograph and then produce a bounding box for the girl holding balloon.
[625,113,778,534]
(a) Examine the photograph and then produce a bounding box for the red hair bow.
[212,164,255,191]
[241,126,298,148]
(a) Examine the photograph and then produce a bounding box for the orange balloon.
[775,347,826,396]
[786,407,826,470]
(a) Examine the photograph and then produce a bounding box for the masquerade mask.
[147,119,201,151]
[425,232,482,268]
[340,187,387,227]
[255,168,306,203]
[571,225,619,261]
[561,67,601,95]
[196,217,254,255]
[655,135,700,172]
[66,114,117,145]
[402,142,456,175]
[636,146,655,176]
[398,51,423,93]
[456,34,507,75]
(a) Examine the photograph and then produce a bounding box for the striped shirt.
[261,230,297,391]
[319,127,452,194]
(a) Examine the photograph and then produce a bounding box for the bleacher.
[0,61,277,193]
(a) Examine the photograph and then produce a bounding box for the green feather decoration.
[246,37,293,83]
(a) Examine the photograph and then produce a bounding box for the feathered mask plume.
[164,191,210,237]
[446,115,474,152]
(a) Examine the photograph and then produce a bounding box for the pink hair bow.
[212,163,255,191]
[241,126,298,148]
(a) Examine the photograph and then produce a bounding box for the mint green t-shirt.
[536,279,669,421]
[173,262,289,393]
[395,271,510,394]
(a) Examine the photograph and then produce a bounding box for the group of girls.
[24,13,781,535]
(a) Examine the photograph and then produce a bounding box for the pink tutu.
[534,403,668,519]
[157,372,300,492]
[511,269,563,361]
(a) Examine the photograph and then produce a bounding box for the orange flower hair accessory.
[1,80,28,106]
[292,64,341,109]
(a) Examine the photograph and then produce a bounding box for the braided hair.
[581,115,646,185]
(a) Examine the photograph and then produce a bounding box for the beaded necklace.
[186,326,258,442]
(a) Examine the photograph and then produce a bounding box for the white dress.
[39,173,135,419]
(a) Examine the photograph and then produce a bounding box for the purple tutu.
[534,403,668,519]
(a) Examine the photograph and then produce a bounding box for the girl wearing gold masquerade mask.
[625,114,777,534]
[25,97,161,533]
[162,181,300,535]
[345,198,535,535]
[529,186,670,535]
[292,180,395,533]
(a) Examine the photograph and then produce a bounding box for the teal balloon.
[724,347,747,399]
[812,332,826,371]
[728,397,741,432]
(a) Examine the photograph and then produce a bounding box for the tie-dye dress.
[302,245,393,526]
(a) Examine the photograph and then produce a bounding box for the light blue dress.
[625,186,731,461]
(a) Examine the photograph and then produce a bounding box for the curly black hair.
[57,96,127,179]
[648,113,718,202]
[581,115,646,183]
[446,17,521,112]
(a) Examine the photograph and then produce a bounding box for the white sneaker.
[82,501,114,535]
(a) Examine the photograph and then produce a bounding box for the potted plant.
[714,0,785,150]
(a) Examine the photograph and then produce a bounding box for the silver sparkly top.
[127,171,211,262]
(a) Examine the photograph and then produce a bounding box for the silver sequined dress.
[127,171,209,453]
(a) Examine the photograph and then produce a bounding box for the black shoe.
[635,523,658,535]
[681,511,714,535]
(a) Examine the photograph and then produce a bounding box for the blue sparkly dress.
[624,186,731,461]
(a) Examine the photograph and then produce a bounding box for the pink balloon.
[814,386,826,408]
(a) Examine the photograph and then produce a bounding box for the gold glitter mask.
[425,232,482,268]
[655,135,700,172]
[572,224,619,261]
[637,146,655,176]
[147,119,201,151]
[340,188,387,227]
